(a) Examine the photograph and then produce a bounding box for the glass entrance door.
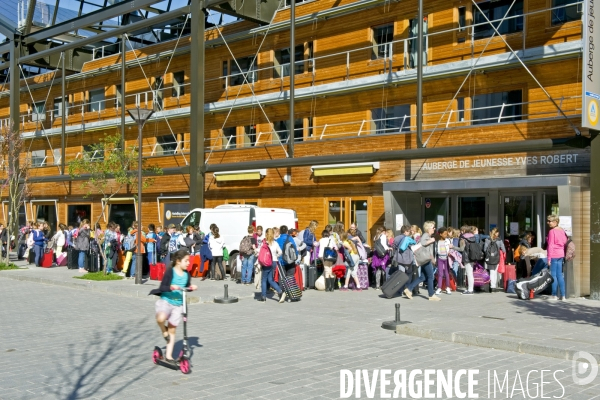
[502,194,534,249]
[458,196,487,231]
[423,197,450,228]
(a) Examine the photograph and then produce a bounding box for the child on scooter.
[150,249,197,364]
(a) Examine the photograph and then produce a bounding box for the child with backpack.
[340,232,361,291]
[435,227,453,295]
[483,228,506,291]
[239,226,258,285]
[150,249,197,365]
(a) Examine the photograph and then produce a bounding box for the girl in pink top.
[546,215,568,300]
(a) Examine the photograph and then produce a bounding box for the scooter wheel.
[152,347,162,365]
[179,358,191,374]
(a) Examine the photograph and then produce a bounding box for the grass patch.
[0,263,21,270]
[73,271,124,281]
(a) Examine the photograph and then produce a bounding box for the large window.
[409,17,428,68]
[372,105,411,134]
[243,125,257,147]
[68,205,91,228]
[473,0,523,40]
[154,76,164,111]
[155,134,181,155]
[88,88,105,112]
[30,150,46,167]
[227,56,258,86]
[116,85,123,109]
[372,24,394,60]
[551,0,580,25]
[472,90,522,125]
[32,101,46,122]
[222,127,237,149]
[53,97,67,118]
[274,45,306,78]
[83,144,104,161]
[272,119,304,143]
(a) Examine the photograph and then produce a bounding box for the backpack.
[239,235,254,256]
[282,236,297,265]
[394,235,414,266]
[123,233,136,251]
[258,241,272,267]
[463,236,484,263]
[342,244,355,268]
[564,238,576,262]
[159,233,170,256]
[485,240,500,265]
[168,232,181,253]
[374,236,387,258]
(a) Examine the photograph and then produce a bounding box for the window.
[409,17,428,68]
[68,205,91,227]
[243,125,257,147]
[30,150,46,167]
[551,0,580,25]
[371,105,411,134]
[473,0,523,40]
[472,90,522,125]
[372,24,394,60]
[154,76,164,111]
[88,88,105,112]
[155,134,180,155]
[274,45,305,78]
[116,85,123,108]
[172,71,185,97]
[228,56,258,86]
[457,97,465,122]
[83,144,104,161]
[272,119,303,143]
[458,6,467,31]
[32,101,46,122]
[53,97,67,117]
[222,127,237,149]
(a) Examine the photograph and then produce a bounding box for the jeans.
[34,245,43,267]
[260,266,281,298]
[241,254,255,283]
[130,253,137,277]
[550,258,566,297]
[78,250,86,269]
[147,251,155,266]
[436,258,450,289]
[531,258,548,276]
[211,256,225,279]
[406,261,435,297]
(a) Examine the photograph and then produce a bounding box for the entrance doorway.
[423,197,450,228]
[326,197,370,243]
[109,203,136,232]
[33,202,58,231]
[502,194,534,248]
[458,196,487,231]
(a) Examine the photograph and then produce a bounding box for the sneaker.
[429,295,441,301]
[258,296,266,302]
[446,288,452,295]
[559,296,566,301]
[403,289,413,299]
[462,291,474,295]
[435,288,442,295]
[117,272,125,277]
[340,287,349,291]
[353,288,362,292]
[550,296,558,300]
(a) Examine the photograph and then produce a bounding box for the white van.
[180,205,298,270]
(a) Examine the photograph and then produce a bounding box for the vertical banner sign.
[583,0,600,129]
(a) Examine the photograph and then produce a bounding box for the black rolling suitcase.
[381,269,410,299]
[277,264,302,301]
[28,248,35,264]
[87,251,100,272]
[67,247,79,269]
[307,259,318,289]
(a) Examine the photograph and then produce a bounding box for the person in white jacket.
[55,223,67,258]
[209,227,226,280]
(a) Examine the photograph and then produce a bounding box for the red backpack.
[258,241,273,267]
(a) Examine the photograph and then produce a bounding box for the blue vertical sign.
[583,0,600,129]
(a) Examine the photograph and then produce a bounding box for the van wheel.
[228,254,239,282]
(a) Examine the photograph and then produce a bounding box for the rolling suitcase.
[150,262,166,281]
[56,252,68,266]
[299,263,308,289]
[381,269,410,299]
[354,262,369,290]
[277,264,302,302]
[307,260,318,289]
[87,252,100,272]
[503,264,517,291]
[41,249,54,268]
[67,247,79,269]
[28,248,35,264]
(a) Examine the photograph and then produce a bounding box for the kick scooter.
[152,287,192,374]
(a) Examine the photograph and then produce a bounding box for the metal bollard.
[214,284,239,304]
[381,303,411,330]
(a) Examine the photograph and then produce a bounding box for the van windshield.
[181,211,201,228]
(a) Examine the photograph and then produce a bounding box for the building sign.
[163,203,189,226]
[420,153,582,171]
[583,0,600,129]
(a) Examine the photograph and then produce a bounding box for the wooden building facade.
[0,0,591,294]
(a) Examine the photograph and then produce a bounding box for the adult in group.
[348,222,367,245]
[290,229,306,264]
[371,226,390,290]
[483,227,506,291]
[75,219,91,273]
[516,232,534,278]
[546,215,567,300]
[393,225,417,292]
[259,228,284,302]
[457,225,476,295]
[299,221,317,265]
[403,221,440,301]
[318,230,338,292]
[209,227,226,280]
[276,225,298,279]
[239,225,258,285]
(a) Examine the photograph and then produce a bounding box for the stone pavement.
[2,254,600,367]
[1,277,599,400]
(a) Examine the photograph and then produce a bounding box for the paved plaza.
[1,263,599,399]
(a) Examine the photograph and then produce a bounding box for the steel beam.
[189,0,205,209]
[19,6,190,65]
[22,0,162,45]
[416,0,423,148]
[0,14,17,39]
[288,0,295,158]
[207,0,280,25]
[121,35,126,150]
[61,51,66,175]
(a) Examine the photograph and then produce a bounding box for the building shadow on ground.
[510,297,600,327]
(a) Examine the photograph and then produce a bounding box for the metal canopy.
[0,14,17,38]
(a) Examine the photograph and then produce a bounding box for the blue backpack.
[123,233,136,251]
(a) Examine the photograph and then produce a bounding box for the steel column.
[189,0,205,209]
[591,131,600,300]
[416,0,424,148]
[121,35,126,150]
[288,0,295,158]
[61,51,66,175]
[9,38,20,247]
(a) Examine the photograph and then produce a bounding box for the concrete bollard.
[381,303,410,330]
[214,284,239,304]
